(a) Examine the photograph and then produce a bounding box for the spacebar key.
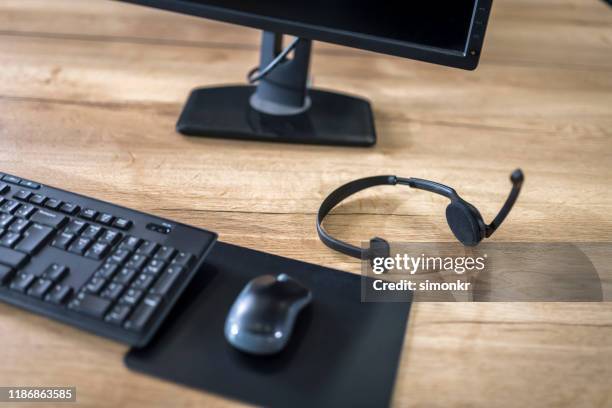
[69,293,112,319]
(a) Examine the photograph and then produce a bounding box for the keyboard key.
[45,284,73,305]
[94,262,119,280]
[28,194,47,206]
[143,258,165,276]
[110,248,131,265]
[114,267,137,285]
[0,214,14,229]
[99,229,121,246]
[85,242,110,260]
[15,223,54,255]
[119,288,143,306]
[96,213,114,226]
[69,292,112,319]
[51,232,75,250]
[8,218,30,234]
[79,208,98,221]
[44,198,63,211]
[0,265,15,285]
[120,236,141,252]
[136,241,159,257]
[0,199,20,214]
[86,276,106,294]
[154,246,176,262]
[27,278,54,299]
[172,252,195,267]
[0,231,21,248]
[0,246,29,269]
[2,175,20,185]
[150,265,184,297]
[9,271,35,292]
[14,189,32,201]
[0,183,9,195]
[30,209,67,229]
[14,203,36,219]
[101,282,124,302]
[64,219,87,235]
[124,295,162,332]
[60,202,79,215]
[81,224,103,240]
[43,264,69,282]
[131,273,154,291]
[105,304,131,325]
[68,237,92,255]
[113,218,132,230]
[18,179,40,189]
[126,253,148,271]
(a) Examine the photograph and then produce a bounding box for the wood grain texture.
[0,1,611,407]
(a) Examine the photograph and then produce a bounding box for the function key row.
[11,188,132,231]
[1,174,40,190]
[12,190,80,216]
[79,207,132,230]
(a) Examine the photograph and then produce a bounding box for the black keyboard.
[0,172,217,346]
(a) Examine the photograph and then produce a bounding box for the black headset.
[317,169,524,259]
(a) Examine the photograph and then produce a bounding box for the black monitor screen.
[196,1,477,52]
[120,0,491,69]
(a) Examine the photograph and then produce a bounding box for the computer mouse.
[224,274,312,355]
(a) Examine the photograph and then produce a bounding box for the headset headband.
[316,170,524,259]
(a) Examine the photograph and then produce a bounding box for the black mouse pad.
[125,242,412,407]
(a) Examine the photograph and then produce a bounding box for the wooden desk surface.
[1,0,611,406]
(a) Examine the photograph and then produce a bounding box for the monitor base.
[176,85,376,147]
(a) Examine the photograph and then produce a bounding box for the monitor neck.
[249,32,312,116]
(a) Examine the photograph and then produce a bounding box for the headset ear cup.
[445,202,483,246]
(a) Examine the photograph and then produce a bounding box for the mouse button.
[250,274,278,290]
[239,295,288,319]
[273,280,311,301]
[231,294,257,318]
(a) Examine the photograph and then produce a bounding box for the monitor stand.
[176,31,376,147]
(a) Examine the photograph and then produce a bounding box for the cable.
[247,37,301,84]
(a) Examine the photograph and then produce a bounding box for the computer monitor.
[119,1,493,146]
